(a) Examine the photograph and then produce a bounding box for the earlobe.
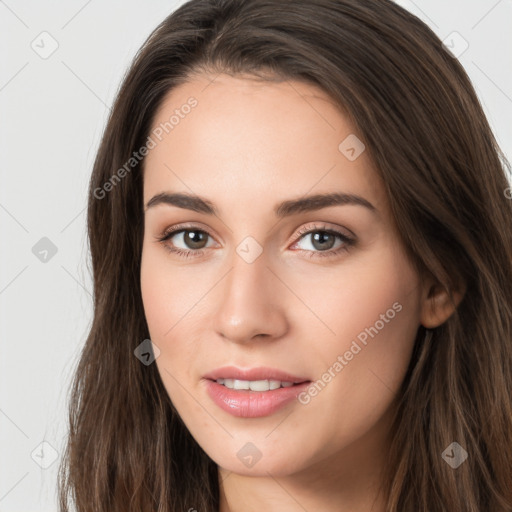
[420,282,465,329]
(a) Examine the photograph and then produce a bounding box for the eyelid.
[292,222,355,241]
[156,222,219,243]
[155,221,356,259]
[155,221,353,243]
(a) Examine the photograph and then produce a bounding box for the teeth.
[249,380,269,391]
[269,380,281,390]
[216,378,295,390]
[233,379,250,390]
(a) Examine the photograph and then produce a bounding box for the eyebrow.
[144,191,377,217]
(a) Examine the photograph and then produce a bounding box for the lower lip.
[204,379,311,418]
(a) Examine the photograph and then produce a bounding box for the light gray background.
[1,1,511,510]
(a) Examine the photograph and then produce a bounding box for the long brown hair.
[58,1,512,510]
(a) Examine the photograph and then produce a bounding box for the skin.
[140,72,458,511]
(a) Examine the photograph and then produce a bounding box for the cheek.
[140,246,207,395]
[140,253,169,340]
[140,248,184,375]
[289,241,421,356]
[140,245,196,341]
[298,245,422,428]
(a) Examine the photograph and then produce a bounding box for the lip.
[202,366,311,418]
[202,366,310,384]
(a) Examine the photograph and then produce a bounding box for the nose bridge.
[213,242,287,343]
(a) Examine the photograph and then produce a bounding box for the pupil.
[186,230,206,249]
[312,232,334,250]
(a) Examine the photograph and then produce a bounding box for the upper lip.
[203,366,311,384]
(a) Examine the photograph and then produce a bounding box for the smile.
[215,378,295,391]
[203,366,312,418]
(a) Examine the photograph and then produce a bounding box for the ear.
[420,279,465,329]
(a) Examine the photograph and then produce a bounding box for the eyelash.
[154,223,355,260]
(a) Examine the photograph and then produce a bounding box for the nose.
[212,248,289,344]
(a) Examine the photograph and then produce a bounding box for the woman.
[58,0,512,510]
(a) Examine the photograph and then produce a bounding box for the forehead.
[142,73,386,214]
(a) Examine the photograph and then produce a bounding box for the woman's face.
[140,73,427,478]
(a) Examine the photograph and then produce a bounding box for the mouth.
[213,378,304,391]
[203,366,310,388]
[202,366,312,417]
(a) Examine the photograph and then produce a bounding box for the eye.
[290,223,355,259]
[154,224,216,258]
[154,222,355,260]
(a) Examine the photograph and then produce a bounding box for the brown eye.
[160,229,212,250]
[179,230,209,250]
